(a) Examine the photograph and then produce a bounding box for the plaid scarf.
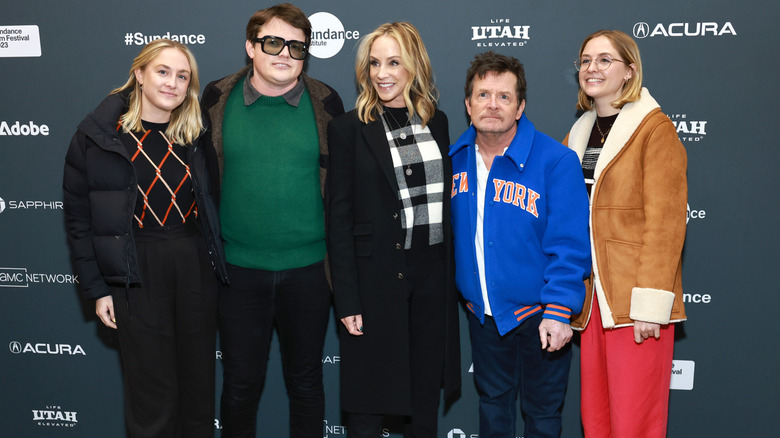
[380,108,444,249]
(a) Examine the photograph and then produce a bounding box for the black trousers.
[112,222,218,438]
[218,260,331,438]
[347,258,447,438]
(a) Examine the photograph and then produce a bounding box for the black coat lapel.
[362,119,400,194]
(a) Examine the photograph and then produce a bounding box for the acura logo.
[634,22,650,39]
[448,429,466,438]
[9,341,22,354]
[0,196,5,214]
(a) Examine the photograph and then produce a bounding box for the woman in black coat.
[63,39,226,438]
[327,22,460,438]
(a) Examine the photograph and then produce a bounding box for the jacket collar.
[203,65,333,146]
[78,91,128,137]
[207,65,322,106]
[450,113,535,173]
[567,87,659,181]
[78,91,130,156]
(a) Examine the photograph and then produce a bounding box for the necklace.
[595,118,614,144]
[382,108,414,176]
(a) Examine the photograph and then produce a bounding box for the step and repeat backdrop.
[2,0,778,436]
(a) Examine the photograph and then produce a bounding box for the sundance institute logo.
[308,12,359,59]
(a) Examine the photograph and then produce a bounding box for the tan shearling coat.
[563,88,687,329]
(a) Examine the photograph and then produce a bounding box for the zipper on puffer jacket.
[124,235,132,318]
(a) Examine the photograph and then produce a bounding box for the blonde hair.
[111,39,203,145]
[355,22,437,126]
[576,30,643,112]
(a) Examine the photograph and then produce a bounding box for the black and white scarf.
[380,107,444,250]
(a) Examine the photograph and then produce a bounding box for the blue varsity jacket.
[449,114,591,335]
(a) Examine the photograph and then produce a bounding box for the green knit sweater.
[220,81,325,270]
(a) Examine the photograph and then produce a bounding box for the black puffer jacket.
[63,91,228,300]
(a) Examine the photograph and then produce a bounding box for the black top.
[120,121,195,227]
[582,113,618,196]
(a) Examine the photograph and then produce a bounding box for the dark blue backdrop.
[2,1,778,436]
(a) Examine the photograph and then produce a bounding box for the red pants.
[580,297,674,438]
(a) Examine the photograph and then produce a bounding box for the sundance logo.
[683,292,712,304]
[0,120,49,136]
[0,25,42,57]
[633,21,736,39]
[670,360,695,390]
[33,406,78,428]
[308,12,359,59]
[686,203,706,224]
[10,341,86,355]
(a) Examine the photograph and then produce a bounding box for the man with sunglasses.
[201,3,343,437]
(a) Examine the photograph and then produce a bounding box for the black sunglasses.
[253,35,308,60]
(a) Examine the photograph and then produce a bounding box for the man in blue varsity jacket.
[450,51,591,438]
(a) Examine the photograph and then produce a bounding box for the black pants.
[347,258,447,438]
[218,261,331,438]
[112,222,218,438]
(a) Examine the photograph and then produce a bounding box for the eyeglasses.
[253,36,308,60]
[574,56,625,72]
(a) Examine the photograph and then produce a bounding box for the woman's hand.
[340,314,364,336]
[96,296,117,329]
[634,320,660,344]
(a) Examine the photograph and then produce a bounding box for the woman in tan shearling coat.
[563,30,687,438]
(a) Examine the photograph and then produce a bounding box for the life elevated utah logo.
[0,120,49,136]
[32,405,78,428]
[471,18,530,48]
[668,113,707,143]
[633,21,736,38]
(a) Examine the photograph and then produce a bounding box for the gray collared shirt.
[243,69,305,107]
